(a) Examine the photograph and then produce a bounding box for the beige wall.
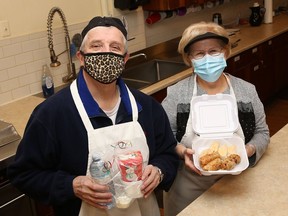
[0,0,102,38]
[0,1,146,105]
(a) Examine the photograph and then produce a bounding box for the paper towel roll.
[264,0,273,24]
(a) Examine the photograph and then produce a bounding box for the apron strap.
[71,80,94,131]
[70,80,139,132]
[126,84,138,122]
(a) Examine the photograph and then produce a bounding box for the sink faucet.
[129,53,147,61]
[47,7,76,83]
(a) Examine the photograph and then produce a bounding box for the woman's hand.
[141,165,161,198]
[72,176,113,209]
[177,144,202,175]
[245,144,256,157]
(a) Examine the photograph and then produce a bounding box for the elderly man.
[8,16,178,216]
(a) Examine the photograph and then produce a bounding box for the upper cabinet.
[142,0,213,11]
[142,0,193,11]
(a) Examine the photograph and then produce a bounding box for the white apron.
[70,81,160,216]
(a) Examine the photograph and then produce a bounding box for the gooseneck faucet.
[47,7,76,83]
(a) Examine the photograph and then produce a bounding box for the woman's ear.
[224,45,231,59]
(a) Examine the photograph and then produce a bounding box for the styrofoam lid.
[191,94,238,135]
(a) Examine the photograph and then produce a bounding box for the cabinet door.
[272,32,288,92]
[260,40,275,102]
[226,48,254,82]
[0,183,37,216]
[227,45,270,103]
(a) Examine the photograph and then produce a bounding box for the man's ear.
[76,51,85,66]
[124,52,130,63]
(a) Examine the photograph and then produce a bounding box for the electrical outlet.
[0,20,10,37]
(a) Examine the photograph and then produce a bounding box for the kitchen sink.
[122,59,189,89]
[35,59,188,98]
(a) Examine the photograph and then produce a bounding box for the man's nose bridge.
[101,44,110,52]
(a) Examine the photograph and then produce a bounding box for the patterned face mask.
[81,52,125,84]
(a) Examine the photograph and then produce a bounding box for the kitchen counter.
[1,14,288,161]
[178,123,288,216]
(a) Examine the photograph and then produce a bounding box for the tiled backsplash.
[0,9,146,106]
[0,23,82,105]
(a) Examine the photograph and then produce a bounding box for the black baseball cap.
[184,32,229,53]
[81,16,127,39]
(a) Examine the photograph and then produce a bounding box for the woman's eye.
[210,50,218,54]
[195,52,204,57]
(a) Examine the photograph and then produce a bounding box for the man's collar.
[77,69,141,117]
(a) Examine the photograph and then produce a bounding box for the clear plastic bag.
[89,138,149,209]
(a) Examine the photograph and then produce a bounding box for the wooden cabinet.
[257,39,275,101]
[271,32,288,92]
[226,32,288,104]
[226,49,253,82]
[151,88,167,102]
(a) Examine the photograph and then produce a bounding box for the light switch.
[0,20,10,37]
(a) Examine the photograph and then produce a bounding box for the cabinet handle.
[254,65,260,71]
[268,40,272,45]
[0,194,25,209]
[252,48,258,53]
[234,55,240,62]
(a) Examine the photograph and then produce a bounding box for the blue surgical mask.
[192,53,227,82]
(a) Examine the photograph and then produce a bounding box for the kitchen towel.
[264,0,273,23]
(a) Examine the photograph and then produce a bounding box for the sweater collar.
[77,69,141,117]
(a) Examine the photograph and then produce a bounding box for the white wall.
[0,0,102,37]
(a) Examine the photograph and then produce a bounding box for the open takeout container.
[191,94,249,175]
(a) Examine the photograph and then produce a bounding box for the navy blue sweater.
[8,74,178,216]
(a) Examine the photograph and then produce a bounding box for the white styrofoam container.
[191,94,249,175]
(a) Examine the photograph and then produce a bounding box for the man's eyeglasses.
[189,47,223,60]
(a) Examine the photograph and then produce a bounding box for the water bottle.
[89,154,115,209]
[42,64,54,98]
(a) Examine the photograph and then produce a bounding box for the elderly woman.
[162,22,270,216]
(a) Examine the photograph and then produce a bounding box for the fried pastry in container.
[221,158,236,170]
[203,158,222,171]
[199,152,221,167]
[227,154,241,164]
[221,154,241,170]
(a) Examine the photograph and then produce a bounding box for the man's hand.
[72,176,113,209]
[140,165,161,198]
